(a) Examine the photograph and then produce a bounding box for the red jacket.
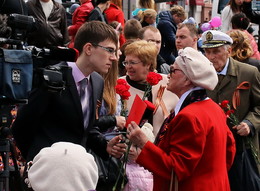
[105,3,125,46]
[137,99,236,191]
[68,0,94,48]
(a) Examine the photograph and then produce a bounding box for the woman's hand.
[127,121,149,149]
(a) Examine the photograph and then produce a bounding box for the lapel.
[207,58,239,103]
[89,72,102,125]
[63,64,83,119]
[218,58,237,91]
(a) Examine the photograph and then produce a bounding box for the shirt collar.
[67,62,90,84]
[175,87,203,115]
[217,59,229,75]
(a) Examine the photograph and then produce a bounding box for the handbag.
[88,132,128,191]
[0,49,33,100]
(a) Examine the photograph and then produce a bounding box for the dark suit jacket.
[12,62,108,161]
[206,58,260,171]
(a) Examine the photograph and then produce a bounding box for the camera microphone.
[29,46,79,62]
[47,46,79,62]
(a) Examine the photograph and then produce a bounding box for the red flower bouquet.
[219,100,259,165]
[143,72,162,100]
[219,100,239,126]
[115,79,131,100]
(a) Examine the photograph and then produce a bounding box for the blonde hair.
[101,61,119,115]
[227,30,253,61]
[124,40,157,71]
[137,9,157,23]
[170,5,186,17]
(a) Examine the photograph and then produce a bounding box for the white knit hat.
[28,142,98,191]
[175,47,218,90]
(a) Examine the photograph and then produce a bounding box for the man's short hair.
[123,19,142,40]
[138,26,160,39]
[74,21,118,54]
[177,23,198,38]
[170,5,185,17]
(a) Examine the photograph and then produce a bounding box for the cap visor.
[201,43,225,48]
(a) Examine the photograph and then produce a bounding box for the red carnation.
[144,100,155,112]
[117,79,128,85]
[220,100,229,108]
[115,80,131,100]
[226,109,235,117]
[146,72,162,86]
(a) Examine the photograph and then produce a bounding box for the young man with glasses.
[12,21,126,164]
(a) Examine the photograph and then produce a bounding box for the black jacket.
[157,10,178,65]
[26,0,69,48]
[12,62,108,161]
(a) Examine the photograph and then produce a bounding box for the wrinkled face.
[176,26,197,50]
[167,63,186,97]
[88,39,117,74]
[124,54,150,83]
[173,14,185,24]
[142,29,162,54]
[204,46,231,72]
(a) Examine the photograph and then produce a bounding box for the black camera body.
[7,13,36,41]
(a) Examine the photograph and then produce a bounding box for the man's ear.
[83,43,92,56]
[227,46,232,57]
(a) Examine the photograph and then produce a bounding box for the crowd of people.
[0,0,260,190]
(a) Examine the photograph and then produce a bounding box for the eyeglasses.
[92,43,116,55]
[122,60,142,67]
[169,68,182,75]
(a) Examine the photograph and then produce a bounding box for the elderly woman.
[121,40,178,136]
[127,47,236,191]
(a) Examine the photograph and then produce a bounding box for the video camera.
[0,44,79,102]
[7,13,36,42]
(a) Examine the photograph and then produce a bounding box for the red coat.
[68,0,94,48]
[137,99,236,191]
[105,3,125,46]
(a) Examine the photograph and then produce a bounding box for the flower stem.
[142,85,152,101]
[112,141,132,191]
